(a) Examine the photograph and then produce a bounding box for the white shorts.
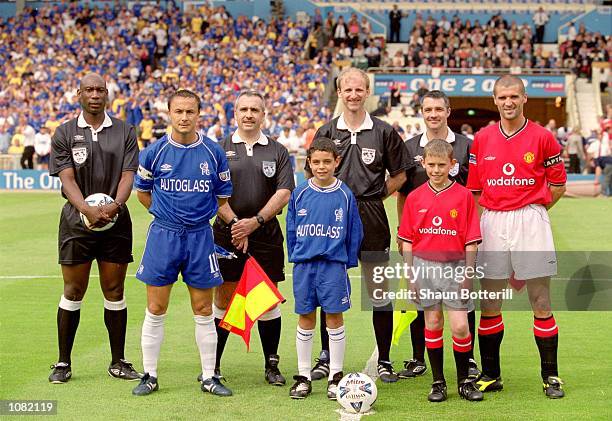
[412,257,475,312]
[478,204,557,280]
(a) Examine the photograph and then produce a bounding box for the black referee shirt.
[398,130,472,195]
[312,112,410,200]
[218,131,295,218]
[50,113,139,199]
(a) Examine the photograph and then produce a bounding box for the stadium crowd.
[0,2,333,164]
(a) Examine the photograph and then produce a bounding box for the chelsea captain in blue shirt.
[131,90,234,397]
[286,138,363,400]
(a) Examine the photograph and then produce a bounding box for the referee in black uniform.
[395,90,480,380]
[310,68,410,383]
[48,73,140,383]
[213,89,295,385]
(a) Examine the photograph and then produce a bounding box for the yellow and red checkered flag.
[219,256,285,350]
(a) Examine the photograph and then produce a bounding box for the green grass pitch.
[1,193,611,420]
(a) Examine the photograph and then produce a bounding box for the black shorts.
[58,202,134,265]
[213,218,285,283]
[357,199,390,262]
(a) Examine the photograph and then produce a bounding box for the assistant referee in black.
[311,68,410,383]
[213,89,295,386]
[48,73,140,383]
[395,90,479,381]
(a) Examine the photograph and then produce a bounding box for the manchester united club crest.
[72,147,87,164]
[523,152,535,164]
[262,161,276,178]
[361,148,375,165]
[450,208,458,218]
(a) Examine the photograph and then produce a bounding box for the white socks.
[141,309,165,378]
[327,325,346,380]
[194,314,217,380]
[296,327,314,380]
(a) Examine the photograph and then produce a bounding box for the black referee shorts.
[213,218,286,283]
[57,202,133,265]
[357,199,390,262]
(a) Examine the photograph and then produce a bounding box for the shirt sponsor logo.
[200,162,210,175]
[486,162,536,186]
[161,163,172,172]
[159,178,211,192]
[297,208,307,216]
[137,165,153,180]
[72,146,87,164]
[335,208,343,222]
[523,152,535,164]
[262,160,276,177]
[449,162,459,177]
[219,170,231,181]
[361,148,376,165]
[418,215,458,236]
[296,224,343,239]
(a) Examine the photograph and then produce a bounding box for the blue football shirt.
[135,133,232,227]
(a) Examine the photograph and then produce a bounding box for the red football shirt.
[398,181,481,262]
[466,120,567,211]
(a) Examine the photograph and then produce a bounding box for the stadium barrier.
[0,169,596,192]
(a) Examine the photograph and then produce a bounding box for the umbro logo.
[297,208,307,216]
[484,156,496,161]
[418,208,427,213]
[414,155,423,162]
[333,139,342,145]
[161,163,172,171]
[226,151,236,157]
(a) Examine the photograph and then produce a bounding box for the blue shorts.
[136,219,223,289]
[293,260,351,314]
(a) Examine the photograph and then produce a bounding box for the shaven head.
[79,73,105,90]
[423,139,454,160]
[493,75,525,96]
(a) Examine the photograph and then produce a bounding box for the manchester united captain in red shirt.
[466,75,567,399]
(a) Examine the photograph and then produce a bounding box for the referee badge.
[262,161,276,178]
[361,148,375,165]
[72,146,87,165]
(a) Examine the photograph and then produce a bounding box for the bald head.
[80,73,106,90]
[493,75,525,96]
[78,73,108,115]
